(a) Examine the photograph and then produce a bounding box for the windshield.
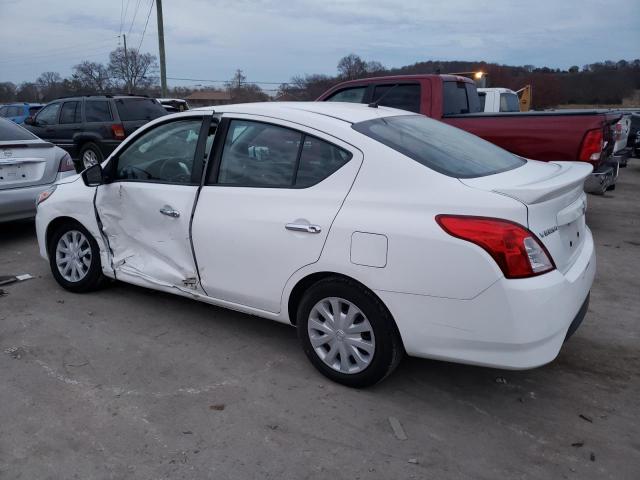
[352,114,525,178]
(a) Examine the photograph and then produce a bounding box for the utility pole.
[123,33,131,94]
[156,0,168,97]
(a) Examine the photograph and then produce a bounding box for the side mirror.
[24,116,35,126]
[81,164,104,186]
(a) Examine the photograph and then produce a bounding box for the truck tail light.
[58,152,75,172]
[579,128,603,163]
[111,124,126,140]
[436,215,555,279]
[614,122,622,141]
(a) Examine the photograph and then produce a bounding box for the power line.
[137,0,155,51]
[0,39,115,64]
[166,76,286,85]
[127,0,144,35]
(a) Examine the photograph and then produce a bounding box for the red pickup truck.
[317,75,622,193]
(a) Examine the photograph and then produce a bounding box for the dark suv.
[24,95,167,171]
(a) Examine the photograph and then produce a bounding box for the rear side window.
[372,84,421,113]
[86,101,113,122]
[465,83,481,113]
[217,120,301,187]
[500,93,520,112]
[325,87,367,103]
[214,119,351,188]
[0,118,38,140]
[0,107,7,117]
[352,114,525,178]
[115,98,167,121]
[443,82,469,115]
[7,106,21,116]
[59,101,81,124]
[296,136,351,187]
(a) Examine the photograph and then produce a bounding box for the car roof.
[194,101,412,125]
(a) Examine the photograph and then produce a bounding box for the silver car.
[0,118,76,222]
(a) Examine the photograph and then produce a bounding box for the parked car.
[35,102,595,387]
[158,98,190,113]
[628,112,640,158]
[24,95,167,171]
[0,102,44,124]
[477,88,520,112]
[0,118,76,222]
[317,75,622,194]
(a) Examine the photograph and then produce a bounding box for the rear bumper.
[584,158,619,194]
[376,227,596,369]
[0,172,75,223]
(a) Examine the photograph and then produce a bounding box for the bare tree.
[337,54,368,80]
[227,69,247,90]
[16,82,40,102]
[36,72,63,100]
[0,82,17,102]
[108,47,158,93]
[73,61,112,93]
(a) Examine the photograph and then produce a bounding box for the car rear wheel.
[49,222,106,293]
[79,142,104,170]
[297,277,404,387]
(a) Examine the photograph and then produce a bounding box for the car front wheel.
[297,277,404,387]
[49,222,105,293]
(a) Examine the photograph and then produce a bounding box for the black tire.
[48,221,106,293]
[78,142,104,171]
[297,276,404,388]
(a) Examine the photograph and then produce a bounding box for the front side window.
[59,101,81,124]
[371,84,421,113]
[478,92,487,111]
[465,83,482,113]
[325,87,367,103]
[36,103,61,125]
[443,81,469,115]
[85,101,112,122]
[114,119,203,184]
[353,114,525,178]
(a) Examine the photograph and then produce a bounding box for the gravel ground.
[1,161,639,479]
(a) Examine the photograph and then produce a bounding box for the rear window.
[352,114,525,178]
[115,98,167,121]
[372,84,421,113]
[500,93,520,112]
[443,81,482,115]
[0,118,38,141]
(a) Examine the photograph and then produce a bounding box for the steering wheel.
[159,159,191,183]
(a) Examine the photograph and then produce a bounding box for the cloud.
[0,0,638,86]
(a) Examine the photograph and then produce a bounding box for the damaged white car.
[36,102,595,387]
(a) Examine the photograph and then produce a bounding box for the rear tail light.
[58,152,75,172]
[614,122,622,141]
[436,215,555,279]
[111,124,126,140]
[579,128,604,163]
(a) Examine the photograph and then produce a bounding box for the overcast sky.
[0,0,638,90]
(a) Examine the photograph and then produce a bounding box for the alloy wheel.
[82,149,98,169]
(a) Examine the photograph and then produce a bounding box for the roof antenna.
[368,84,399,108]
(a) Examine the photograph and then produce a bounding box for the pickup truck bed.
[318,75,622,193]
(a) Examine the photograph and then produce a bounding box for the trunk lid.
[461,160,592,273]
[0,140,59,190]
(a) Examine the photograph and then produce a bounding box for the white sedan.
[35,102,595,387]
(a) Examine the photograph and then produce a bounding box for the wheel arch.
[45,216,90,257]
[286,271,401,338]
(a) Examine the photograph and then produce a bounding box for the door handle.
[159,206,180,218]
[285,222,321,234]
